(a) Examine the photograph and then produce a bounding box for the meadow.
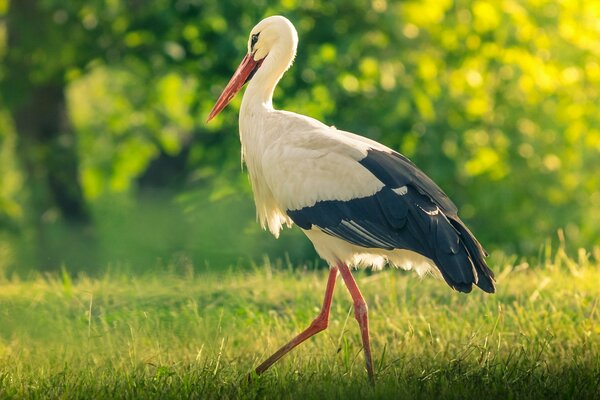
[1,247,599,399]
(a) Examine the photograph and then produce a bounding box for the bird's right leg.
[254,266,339,375]
[337,261,375,383]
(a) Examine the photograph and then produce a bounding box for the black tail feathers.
[451,219,496,293]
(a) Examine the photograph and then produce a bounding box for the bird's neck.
[239,43,296,175]
[241,46,295,114]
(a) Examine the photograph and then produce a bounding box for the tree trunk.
[11,84,95,270]
[5,0,95,270]
[13,85,88,221]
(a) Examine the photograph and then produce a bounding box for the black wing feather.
[287,149,495,294]
[359,149,459,215]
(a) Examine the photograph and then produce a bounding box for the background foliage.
[0,0,599,273]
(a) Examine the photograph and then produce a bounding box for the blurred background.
[0,0,598,275]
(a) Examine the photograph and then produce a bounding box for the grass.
[0,248,599,399]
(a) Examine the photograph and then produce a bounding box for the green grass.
[0,249,599,399]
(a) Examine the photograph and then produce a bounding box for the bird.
[207,15,495,382]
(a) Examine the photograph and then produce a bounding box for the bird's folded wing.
[261,133,495,293]
[260,130,385,211]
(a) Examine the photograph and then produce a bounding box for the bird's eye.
[251,33,259,49]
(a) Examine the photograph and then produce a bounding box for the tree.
[0,0,268,268]
[1,0,599,271]
[3,1,93,268]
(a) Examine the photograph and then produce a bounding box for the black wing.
[287,149,495,294]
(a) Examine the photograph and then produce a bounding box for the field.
[1,249,599,399]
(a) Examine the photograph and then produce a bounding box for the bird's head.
[247,16,298,63]
[207,15,298,122]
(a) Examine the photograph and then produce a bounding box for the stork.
[207,15,495,382]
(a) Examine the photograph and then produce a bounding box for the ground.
[0,249,599,399]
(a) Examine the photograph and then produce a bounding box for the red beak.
[207,53,263,122]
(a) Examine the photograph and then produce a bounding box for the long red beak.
[207,53,263,122]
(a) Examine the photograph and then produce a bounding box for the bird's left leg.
[337,261,375,383]
[254,266,339,375]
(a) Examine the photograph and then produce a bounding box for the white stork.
[207,15,495,381]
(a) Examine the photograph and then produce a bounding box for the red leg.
[337,261,375,383]
[254,267,339,375]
